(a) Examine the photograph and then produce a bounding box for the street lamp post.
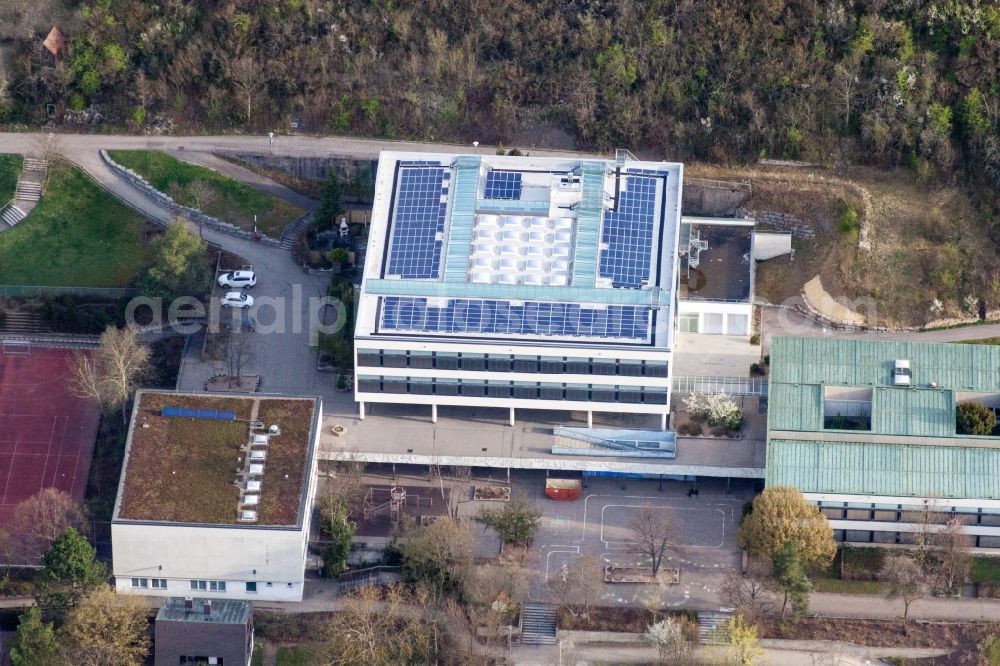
[268,131,274,152]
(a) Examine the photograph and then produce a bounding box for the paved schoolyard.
[513,474,752,609]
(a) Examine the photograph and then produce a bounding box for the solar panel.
[598,173,661,288]
[484,171,522,200]
[381,296,650,341]
[386,166,449,278]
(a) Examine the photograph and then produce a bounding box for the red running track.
[0,347,101,526]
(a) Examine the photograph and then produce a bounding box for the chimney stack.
[203,600,212,616]
[184,597,193,611]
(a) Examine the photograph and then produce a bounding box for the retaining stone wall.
[100,150,282,248]
[739,208,815,239]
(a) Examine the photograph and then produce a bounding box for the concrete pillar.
[359,401,365,420]
[587,410,593,429]
[660,412,667,431]
[509,407,515,426]
[431,404,437,424]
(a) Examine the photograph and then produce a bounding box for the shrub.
[329,247,350,267]
[750,363,761,376]
[957,402,996,436]
[837,203,860,235]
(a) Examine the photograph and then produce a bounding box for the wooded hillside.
[2,1,999,208]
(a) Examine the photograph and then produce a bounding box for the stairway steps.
[697,611,731,645]
[520,603,557,645]
[0,313,50,335]
[0,205,26,229]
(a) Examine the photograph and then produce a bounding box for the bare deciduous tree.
[720,562,772,625]
[325,583,434,665]
[230,56,261,125]
[880,553,930,632]
[429,464,471,519]
[547,554,604,615]
[185,179,218,238]
[225,327,254,388]
[628,505,673,576]
[71,326,150,426]
[931,516,973,594]
[13,488,88,559]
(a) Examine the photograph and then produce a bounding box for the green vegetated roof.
[766,439,1000,500]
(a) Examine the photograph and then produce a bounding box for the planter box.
[474,485,511,502]
[604,566,679,585]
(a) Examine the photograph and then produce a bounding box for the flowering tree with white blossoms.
[682,392,743,430]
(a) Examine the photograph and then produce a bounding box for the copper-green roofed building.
[765,336,1000,549]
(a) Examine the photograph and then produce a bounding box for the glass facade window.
[382,350,407,368]
[409,351,434,369]
[513,356,539,373]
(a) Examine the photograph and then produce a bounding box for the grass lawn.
[0,154,22,203]
[961,337,1000,345]
[0,161,150,287]
[811,576,887,594]
[972,556,1000,583]
[809,547,888,595]
[108,150,303,236]
[276,645,322,666]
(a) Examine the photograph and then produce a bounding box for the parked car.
[217,270,257,288]
[221,291,254,309]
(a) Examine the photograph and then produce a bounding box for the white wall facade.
[676,300,753,337]
[112,396,322,603]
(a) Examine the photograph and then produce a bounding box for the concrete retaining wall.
[100,150,282,247]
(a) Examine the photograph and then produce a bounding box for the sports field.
[0,343,101,524]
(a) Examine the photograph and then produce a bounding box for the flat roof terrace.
[320,403,765,478]
[680,221,753,302]
[113,392,320,527]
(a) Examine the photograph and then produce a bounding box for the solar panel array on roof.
[484,171,522,200]
[386,166,450,279]
[381,296,651,340]
[161,406,236,421]
[599,174,660,288]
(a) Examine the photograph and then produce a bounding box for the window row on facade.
[357,376,669,404]
[131,578,289,593]
[834,529,1000,549]
[357,349,668,376]
[819,504,1000,527]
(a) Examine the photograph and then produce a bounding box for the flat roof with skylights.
[357,152,683,349]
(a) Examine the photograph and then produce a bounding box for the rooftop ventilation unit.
[894,359,912,386]
[241,494,260,506]
[268,424,281,435]
[252,434,270,446]
[249,463,264,475]
[245,480,261,492]
[250,450,267,462]
[239,510,258,522]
